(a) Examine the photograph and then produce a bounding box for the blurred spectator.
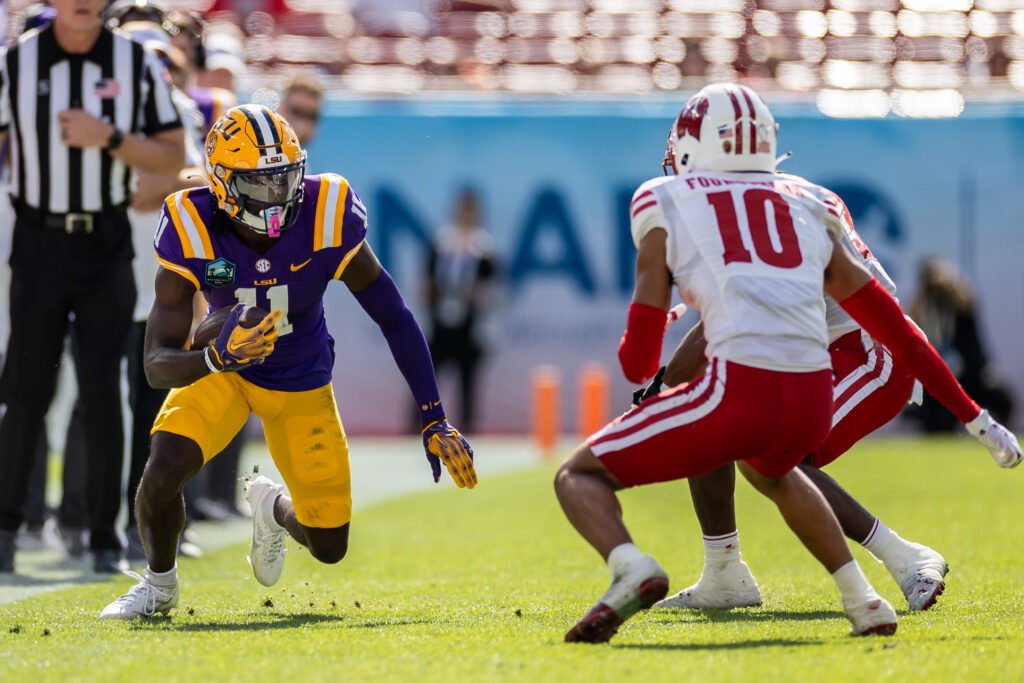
[352,0,440,37]
[164,11,238,132]
[279,73,323,146]
[424,188,497,434]
[197,28,245,91]
[908,258,1014,432]
[121,18,208,559]
[161,14,247,522]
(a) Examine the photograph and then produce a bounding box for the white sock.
[146,564,178,586]
[703,531,741,564]
[861,519,910,567]
[607,542,646,579]
[832,559,874,606]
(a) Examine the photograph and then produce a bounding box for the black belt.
[13,200,129,235]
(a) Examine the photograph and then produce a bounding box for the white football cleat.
[654,559,762,609]
[845,594,898,636]
[245,474,288,587]
[888,543,949,611]
[99,569,178,619]
[565,555,669,643]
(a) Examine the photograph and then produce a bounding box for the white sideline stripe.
[591,359,727,455]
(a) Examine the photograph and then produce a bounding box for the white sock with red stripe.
[703,531,741,564]
[832,559,876,607]
[860,518,912,570]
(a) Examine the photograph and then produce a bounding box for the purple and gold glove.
[209,304,282,372]
[422,418,477,488]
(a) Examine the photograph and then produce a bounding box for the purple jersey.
[154,174,368,391]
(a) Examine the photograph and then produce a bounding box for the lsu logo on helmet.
[205,104,307,237]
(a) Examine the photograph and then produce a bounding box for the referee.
[0,0,184,573]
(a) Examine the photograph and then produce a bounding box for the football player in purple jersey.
[101,104,477,619]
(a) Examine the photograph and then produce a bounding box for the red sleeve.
[618,302,666,384]
[839,279,980,423]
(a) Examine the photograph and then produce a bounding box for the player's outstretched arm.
[824,239,1022,468]
[342,243,478,488]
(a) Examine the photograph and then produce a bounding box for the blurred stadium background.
[3,0,1021,439]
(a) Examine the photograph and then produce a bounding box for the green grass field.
[2,436,1023,682]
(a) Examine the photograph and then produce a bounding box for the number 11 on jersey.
[235,285,294,335]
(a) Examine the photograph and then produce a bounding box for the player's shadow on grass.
[648,608,846,626]
[130,613,432,632]
[613,637,826,652]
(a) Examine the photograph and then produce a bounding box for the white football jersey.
[631,170,842,373]
[773,175,899,342]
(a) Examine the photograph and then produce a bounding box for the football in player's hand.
[190,305,270,349]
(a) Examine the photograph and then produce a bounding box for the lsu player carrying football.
[101,104,477,619]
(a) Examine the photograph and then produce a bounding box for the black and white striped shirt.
[0,23,181,213]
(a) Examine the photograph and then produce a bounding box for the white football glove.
[965,409,1023,469]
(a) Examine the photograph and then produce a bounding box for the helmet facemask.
[220,155,306,237]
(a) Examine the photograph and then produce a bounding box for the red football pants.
[589,358,833,486]
[808,330,916,468]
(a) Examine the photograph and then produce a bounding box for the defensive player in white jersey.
[646,179,953,613]
[554,83,1021,644]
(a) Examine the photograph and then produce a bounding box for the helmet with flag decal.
[662,83,777,176]
[204,104,306,237]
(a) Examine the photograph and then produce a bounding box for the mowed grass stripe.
[1,436,1022,682]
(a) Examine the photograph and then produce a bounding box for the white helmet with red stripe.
[662,83,777,176]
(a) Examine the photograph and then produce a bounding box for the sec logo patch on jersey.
[255,258,272,273]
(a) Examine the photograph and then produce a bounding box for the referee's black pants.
[0,212,136,552]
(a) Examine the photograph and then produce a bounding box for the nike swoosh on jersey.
[290,258,312,271]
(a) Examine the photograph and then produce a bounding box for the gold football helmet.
[205,104,307,237]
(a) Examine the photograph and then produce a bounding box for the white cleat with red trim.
[845,594,898,636]
[653,559,761,609]
[888,543,949,611]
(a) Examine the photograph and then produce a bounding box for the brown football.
[190,305,270,349]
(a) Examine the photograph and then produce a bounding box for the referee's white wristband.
[203,346,222,374]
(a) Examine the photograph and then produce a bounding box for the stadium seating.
[6,0,1023,112]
